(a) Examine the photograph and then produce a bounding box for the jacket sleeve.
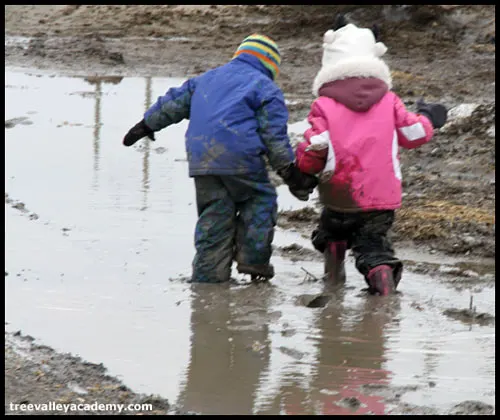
[144,78,196,132]
[394,94,434,149]
[296,99,329,175]
[256,86,295,172]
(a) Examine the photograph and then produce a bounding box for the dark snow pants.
[191,173,277,283]
[312,208,403,280]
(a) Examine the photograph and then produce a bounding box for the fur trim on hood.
[313,56,392,97]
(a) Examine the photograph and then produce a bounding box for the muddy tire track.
[5,193,76,236]
[5,193,40,221]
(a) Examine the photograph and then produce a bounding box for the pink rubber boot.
[367,265,395,296]
[324,241,347,285]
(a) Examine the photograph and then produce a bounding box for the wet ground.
[5,70,495,415]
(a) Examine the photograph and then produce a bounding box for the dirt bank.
[4,331,177,415]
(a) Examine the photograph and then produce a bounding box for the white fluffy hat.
[312,23,392,96]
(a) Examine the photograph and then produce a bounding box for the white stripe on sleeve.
[392,130,402,180]
[399,122,426,141]
[305,131,330,151]
[323,139,336,175]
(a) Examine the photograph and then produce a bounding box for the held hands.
[123,119,156,147]
[278,162,318,201]
[416,99,448,129]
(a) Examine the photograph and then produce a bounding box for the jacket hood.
[233,53,274,80]
[318,77,388,112]
[312,55,392,97]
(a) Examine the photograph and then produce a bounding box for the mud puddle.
[5,69,495,415]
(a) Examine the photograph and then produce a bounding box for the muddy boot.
[237,263,275,282]
[324,241,347,285]
[366,265,395,296]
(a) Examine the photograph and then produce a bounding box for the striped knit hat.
[233,34,281,79]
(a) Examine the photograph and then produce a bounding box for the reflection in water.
[84,76,123,191]
[422,340,440,381]
[177,280,400,415]
[177,284,273,415]
[309,294,398,415]
[142,77,152,211]
[256,287,399,415]
[88,79,102,190]
[83,75,152,205]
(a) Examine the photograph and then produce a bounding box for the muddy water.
[5,70,495,415]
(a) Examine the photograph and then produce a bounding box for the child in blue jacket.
[123,34,317,283]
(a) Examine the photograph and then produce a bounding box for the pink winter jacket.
[296,77,434,212]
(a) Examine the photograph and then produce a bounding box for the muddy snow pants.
[191,173,278,283]
[313,209,403,281]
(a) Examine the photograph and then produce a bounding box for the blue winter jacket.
[144,53,294,177]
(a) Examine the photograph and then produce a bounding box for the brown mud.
[5,5,495,416]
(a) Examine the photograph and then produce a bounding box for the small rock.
[438,265,461,274]
[447,103,479,121]
[462,235,482,247]
[298,294,332,308]
[462,270,480,278]
[13,202,26,210]
[279,346,305,360]
[338,397,361,410]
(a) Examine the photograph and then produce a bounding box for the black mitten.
[278,163,318,202]
[416,99,448,129]
[123,119,155,147]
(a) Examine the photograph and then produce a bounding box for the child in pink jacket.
[296,21,447,295]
